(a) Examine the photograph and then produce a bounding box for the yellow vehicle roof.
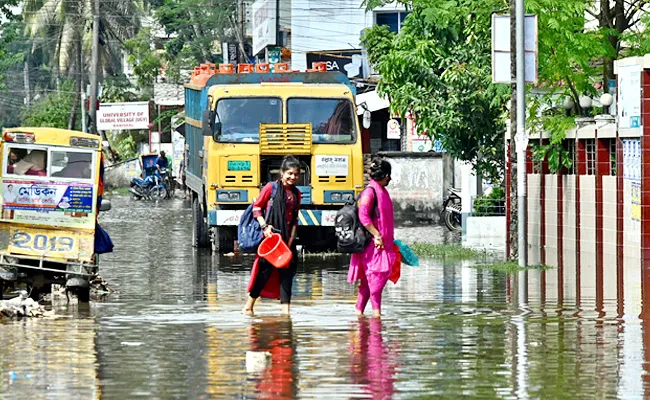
[2,127,102,150]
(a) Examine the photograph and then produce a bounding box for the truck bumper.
[208,209,337,226]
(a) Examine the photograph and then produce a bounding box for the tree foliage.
[362,0,510,181]
[21,80,78,129]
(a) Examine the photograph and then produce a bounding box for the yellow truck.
[184,64,364,252]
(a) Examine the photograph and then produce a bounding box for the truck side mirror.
[212,121,222,140]
[202,110,214,136]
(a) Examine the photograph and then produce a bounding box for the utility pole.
[23,61,30,106]
[516,0,528,297]
[89,0,100,134]
[276,0,281,47]
[238,0,246,63]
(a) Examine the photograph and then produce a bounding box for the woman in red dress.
[243,156,302,316]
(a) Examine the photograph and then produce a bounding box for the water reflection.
[1,196,650,398]
[248,317,298,399]
[349,318,397,399]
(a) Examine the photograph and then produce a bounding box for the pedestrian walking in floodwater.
[348,158,398,317]
[243,156,302,316]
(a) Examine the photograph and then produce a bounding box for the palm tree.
[23,0,145,129]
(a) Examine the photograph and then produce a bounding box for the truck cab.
[184,64,364,252]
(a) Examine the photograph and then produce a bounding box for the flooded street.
[1,195,649,399]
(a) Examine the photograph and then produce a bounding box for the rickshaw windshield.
[4,145,96,182]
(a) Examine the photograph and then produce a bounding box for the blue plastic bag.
[95,223,114,254]
[395,240,419,266]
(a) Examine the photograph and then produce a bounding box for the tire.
[192,198,210,248]
[444,210,462,232]
[152,186,168,200]
[76,287,90,303]
[211,226,235,254]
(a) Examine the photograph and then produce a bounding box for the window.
[609,139,617,176]
[4,146,94,181]
[5,147,48,177]
[287,98,356,143]
[375,11,410,33]
[51,151,94,180]
[585,139,596,175]
[215,97,282,143]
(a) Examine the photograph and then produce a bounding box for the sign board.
[1,179,95,229]
[222,42,239,65]
[252,0,277,56]
[315,155,349,176]
[97,101,150,131]
[491,14,538,84]
[306,50,364,78]
[618,64,641,129]
[387,119,401,139]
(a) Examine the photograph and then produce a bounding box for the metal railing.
[471,196,506,217]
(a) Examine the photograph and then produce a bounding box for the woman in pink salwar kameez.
[348,158,397,317]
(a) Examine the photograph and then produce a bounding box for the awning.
[356,90,390,115]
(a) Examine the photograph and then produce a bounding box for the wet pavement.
[0,195,649,398]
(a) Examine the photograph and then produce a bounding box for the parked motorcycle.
[441,188,462,231]
[159,168,174,198]
[129,172,168,200]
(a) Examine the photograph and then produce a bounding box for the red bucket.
[257,233,292,268]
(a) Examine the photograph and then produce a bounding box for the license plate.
[8,228,80,259]
[227,160,251,171]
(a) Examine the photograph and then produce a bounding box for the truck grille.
[318,176,347,184]
[259,123,312,155]
[225,175,254,184]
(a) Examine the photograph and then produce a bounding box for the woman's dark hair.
[369,157,391,181]
[281,156,301,172]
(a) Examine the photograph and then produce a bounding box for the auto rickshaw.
[129,153,171,200]
[0,127,112,302]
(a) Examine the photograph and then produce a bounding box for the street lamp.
[579,95,592,117]
[599,93,614,115]
[564,96,575,116]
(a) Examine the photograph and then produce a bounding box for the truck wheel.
[211,226,235,254]
[77,287,90,303]
[192,198,210,248]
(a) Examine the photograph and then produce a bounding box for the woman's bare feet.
[281,303,290,316]
[243,297,256,316]
[372,309,381,318]
[355,308,364,316]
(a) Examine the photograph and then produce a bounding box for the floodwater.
[1,195,649,399]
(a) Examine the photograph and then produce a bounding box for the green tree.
[124,27,163,91]
[21,80,78,129]
[362,0,510,181]
[153,0,236,81]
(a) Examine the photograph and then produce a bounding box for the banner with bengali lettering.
[0,179,95,229]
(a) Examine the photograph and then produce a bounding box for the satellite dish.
[363,110,371,129]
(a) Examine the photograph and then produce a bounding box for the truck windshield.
[287,98,355,143]
[215,97,282,142]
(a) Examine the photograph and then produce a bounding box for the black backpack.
[335,187,377,254]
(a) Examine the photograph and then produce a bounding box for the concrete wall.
[104,159,139,189]
[463,216,506,255]
[377,152,445,224]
